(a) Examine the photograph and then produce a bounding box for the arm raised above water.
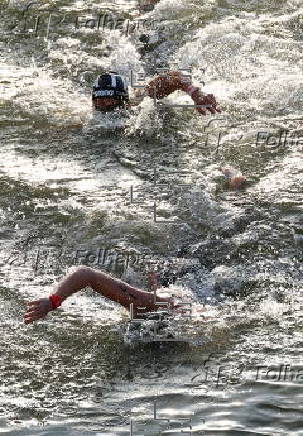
[24,267,172,324]
[145,71,221,115]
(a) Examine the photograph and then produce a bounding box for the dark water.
[0,0,303,434]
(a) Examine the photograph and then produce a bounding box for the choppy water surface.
[0,0,303,434]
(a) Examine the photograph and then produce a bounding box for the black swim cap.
[92,72,129,101]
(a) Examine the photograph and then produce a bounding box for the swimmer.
[138,0,159,12]
[23,267,176,324]
[219,167,247,190]
[92,70,221,116]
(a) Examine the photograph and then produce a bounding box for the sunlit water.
[0,0,303,434]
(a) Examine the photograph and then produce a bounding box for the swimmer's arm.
[143,71,221,115]
[24,267,172,324]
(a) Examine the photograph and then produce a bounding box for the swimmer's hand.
[24,298,52,324]
[192,91,221,115]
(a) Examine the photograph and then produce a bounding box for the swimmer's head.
[219,167,247,190]
[92,72,129,112]
[219,167,236,179]
[139,0,158,12]
[228,175,247,190]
